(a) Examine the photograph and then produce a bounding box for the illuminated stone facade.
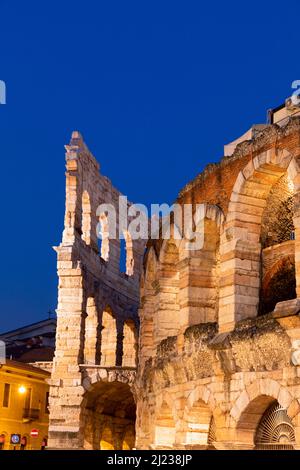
[49,111,300,450]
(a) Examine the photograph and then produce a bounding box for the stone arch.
[81,379,136,450]
[260,255,296,315]
[179,385,225,447]
[185,385,215,413]
[154,394,177,448]
[100,305,117,366]
[81,190,91,245]
[230,379,299,447]
[122,319,138,367]
[182,393,213,448]
[231,379,295,422]
[139,247,158,369]
[218,148,300,331]
[155,238,180,345]
[98,212,109,261]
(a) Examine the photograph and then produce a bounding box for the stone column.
[84,297,98,364]
[48,252,86,449]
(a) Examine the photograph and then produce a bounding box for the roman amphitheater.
[48,102,300,450]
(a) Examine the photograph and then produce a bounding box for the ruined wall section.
[135,312,300,450]
[136,118,300,449]
[48,132,146,449]
[178,118,300,213]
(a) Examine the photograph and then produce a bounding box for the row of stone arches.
[140,379,300,450]
[152,397,297,450]
[140,149,300,372]
[84,302,138,367]
[81,190,135,276]
[154,399,216,449]
[140,204,223,368]
[79,378,300,450]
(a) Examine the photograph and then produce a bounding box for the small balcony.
[22,408,40,422]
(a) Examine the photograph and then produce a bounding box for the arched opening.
[83,381,136,450]
[261,174,294,248]
[154,401,176,448]
[122,319,138,367]
[236,395,295,449]
[156,240,180,345]
[219,150,297,331]
[255,401,295,450]
[120,230,134,276]
[260,257,296,315]
[100,306,117,367]
[97,212,109,261]
[237,395,276,446]
[81,190,91,245]
[184,399,214,449]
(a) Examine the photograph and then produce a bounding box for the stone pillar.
[219,238,261,332]
[155,240,180,346]
[84,297,98,364]
[179,218,219,331]
[138,250,158,370]
[122,320,138,367]
[100,306,117,366]
[48,253,86,449]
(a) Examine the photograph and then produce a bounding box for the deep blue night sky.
[0,0,299,331]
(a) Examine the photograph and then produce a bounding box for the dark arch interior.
[259,259,296,315]
[84,381,136,449]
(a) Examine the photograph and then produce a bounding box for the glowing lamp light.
[18,385,26,394]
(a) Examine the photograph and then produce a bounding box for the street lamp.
[18,385,26,394]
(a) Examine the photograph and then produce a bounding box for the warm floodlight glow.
[18,385,26,394]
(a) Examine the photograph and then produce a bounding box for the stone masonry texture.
[49,117,300,450]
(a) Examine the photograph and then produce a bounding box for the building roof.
[0,359,51,377]
[0,318,56,340]
[0,318,56,362]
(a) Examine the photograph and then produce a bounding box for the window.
[3,383,10,407]
[45,392,50,414]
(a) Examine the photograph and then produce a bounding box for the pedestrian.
[41,437,47,450]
